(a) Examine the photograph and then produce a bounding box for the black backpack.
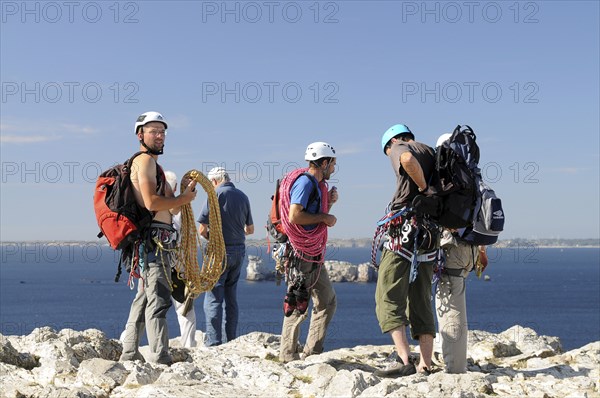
[413,125,480,229]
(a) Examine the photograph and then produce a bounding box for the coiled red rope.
[280,168,329,263]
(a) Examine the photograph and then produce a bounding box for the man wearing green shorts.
[375,124,436,376]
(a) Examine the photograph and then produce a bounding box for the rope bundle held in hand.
[174,170,226,296]
[280,168,329,263]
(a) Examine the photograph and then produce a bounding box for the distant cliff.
[246,255,376,282]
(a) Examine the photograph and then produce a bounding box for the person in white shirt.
[164,171,197,348]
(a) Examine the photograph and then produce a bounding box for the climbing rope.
[371,208,408,268]
[279,168,329,263]
[173,170,226,296]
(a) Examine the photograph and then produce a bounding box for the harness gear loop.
[371,206,440,284]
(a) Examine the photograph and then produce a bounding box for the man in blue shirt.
[278,142,339,363]
[198,167,254,346]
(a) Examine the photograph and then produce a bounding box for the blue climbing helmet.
[381,124,412,154]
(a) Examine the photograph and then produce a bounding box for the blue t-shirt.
[198,182,253,246]
[290,174,321,230]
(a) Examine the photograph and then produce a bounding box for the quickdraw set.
[273,242,319,317]
[371,207,442,283]
[371,207,410,269]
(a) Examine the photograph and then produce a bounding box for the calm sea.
[1,245,598,351]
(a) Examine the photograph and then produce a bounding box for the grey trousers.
[279,260,337,362]
[435,241,476,373]
[120,252,173,364]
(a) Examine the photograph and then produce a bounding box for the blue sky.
[1,1,598,241]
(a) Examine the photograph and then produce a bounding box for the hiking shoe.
[431,351,445,367]
[279,353,300,363]
[417,366,431,376]
[382,351,401,363]
[374,362,416,378]
[373,351,417,377]
[156,356,174,366]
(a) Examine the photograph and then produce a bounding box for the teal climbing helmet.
[381,124,412,154]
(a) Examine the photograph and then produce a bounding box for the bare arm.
[134,155,197,211]
[288,204,336,227]
[400,152,427,191]
[245,224,254,235]
[164,183,182,215]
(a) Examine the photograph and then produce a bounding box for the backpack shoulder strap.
[125,151,148,169]
[272,178,282,217]
[155,163,166,195]
[301,172,321,207]
[126,151,165,195]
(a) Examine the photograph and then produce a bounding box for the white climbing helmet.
[436,133,452,147]
[134,111,168,134]
[304,142,336,161]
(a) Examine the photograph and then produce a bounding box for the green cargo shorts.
[375,248,436,339]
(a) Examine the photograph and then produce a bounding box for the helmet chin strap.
[139,138,163,155]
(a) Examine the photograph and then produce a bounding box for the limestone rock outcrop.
[1,325,598,398]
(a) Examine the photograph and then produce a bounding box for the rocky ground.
[1,325,598,398]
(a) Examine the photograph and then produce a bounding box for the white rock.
[357,263,376,282]
[246,255,275,281]
[122,361,164,386]
[500,325,562,356]
[245,257,377,283]
[76,358,128,390]
[323,369,369,397]
[288,362,339,397]
[1,325,598,398]
[0,335,38,369]
[325,261,358,282]
[31,340,79,386]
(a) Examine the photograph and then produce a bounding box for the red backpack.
[266,178,287,243]
[94,152,155,250]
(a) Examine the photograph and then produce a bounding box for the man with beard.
[119,111,198,365]
[278,142,339,362]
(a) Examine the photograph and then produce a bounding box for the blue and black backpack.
[413,125,505,244]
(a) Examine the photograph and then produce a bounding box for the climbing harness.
[371,206,410,269]
[371,205,440,283]
[278,245,321,316]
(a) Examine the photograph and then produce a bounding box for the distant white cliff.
[246,255,376,283]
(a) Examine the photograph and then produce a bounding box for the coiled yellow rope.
[174,170,226,296]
